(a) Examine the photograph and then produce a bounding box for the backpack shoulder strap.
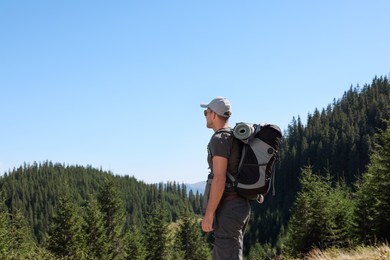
[215,128,244,188]
[214,127,233,135]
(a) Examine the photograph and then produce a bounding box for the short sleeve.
[208,131,231,159]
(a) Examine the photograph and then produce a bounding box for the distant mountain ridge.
[186,181,206,195]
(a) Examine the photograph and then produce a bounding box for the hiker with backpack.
[200,96,251,260]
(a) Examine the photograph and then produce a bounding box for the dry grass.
[304,244,390,260]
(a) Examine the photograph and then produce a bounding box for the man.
[200,97,251,260]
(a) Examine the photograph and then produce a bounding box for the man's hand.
[202,214,214,232]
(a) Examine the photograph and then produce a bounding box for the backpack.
[227,123,282,202]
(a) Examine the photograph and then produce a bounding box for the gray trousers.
[212,197,251,260]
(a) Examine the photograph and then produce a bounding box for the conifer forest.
[1,75,390,259]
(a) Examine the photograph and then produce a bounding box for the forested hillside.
[0,75,389,259]
[246,76,390,257]
[0,162,203,242]
[0,164,208,258]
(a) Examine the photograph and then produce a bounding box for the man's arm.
[201,155,228,232]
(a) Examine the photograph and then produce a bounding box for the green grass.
[304,244,390,260]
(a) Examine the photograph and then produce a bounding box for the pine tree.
[327,181,355,247]
[0,199,11,259]
[97,176,126,259]
[82,195,108,259]
[176,214,211,260]
[354,120,390,243]
[284,167,329,255]
[5,209,55,259]
[7,210,35,255]
[46,190,85,259]
[247,242,275,260]
[124,225,146,260]
[143,205,170,260]
[284,167,355,256]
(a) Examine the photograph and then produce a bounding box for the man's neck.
[213,123,229,132]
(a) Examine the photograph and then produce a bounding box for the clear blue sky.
[1,1,389,184]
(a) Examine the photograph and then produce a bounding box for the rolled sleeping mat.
[233,123,254,140]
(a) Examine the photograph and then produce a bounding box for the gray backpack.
[227,123,282,202]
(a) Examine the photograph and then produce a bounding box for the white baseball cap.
[200,97,232,118]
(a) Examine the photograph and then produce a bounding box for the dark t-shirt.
[207,127,242,178]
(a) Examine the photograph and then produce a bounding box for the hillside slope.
[247,76,390,248]
[0,162,202,243]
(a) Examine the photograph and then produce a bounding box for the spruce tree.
[354,120,390,243]
[176,214,211,260]
[143,204,170,260]
[82,195,108,259]
[97,176,126,259]
[328,181,355,247]
[7,210,35,256]
[247,242,275,260]
[284,167,355,256]
[0,200,11,259]
[124,225,146,260]
[284,167,330,255]
[46,190,85,259]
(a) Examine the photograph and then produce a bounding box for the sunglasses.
[204,110,212,116]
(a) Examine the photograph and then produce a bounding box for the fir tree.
[354,120,390,243]
[82,195,108,259]
[124,225,146,260]
[46,189,85,259]
[284,167,355,256]
[7,210,35,255]
[143,205,170,260]
[0,200,11,259]
[97,176,126,259]
[176,214,211,260]
[247,242,275,260]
